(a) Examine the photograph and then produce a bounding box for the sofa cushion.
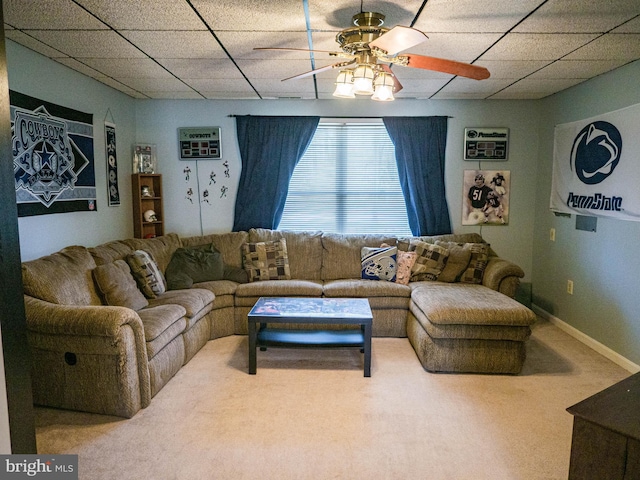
[122,233,181,272]
[235,279,323,299]
[137,304,187,358]
[321,233,398,281]
[395,251,418,285]
[181,231,249,269]
[126,250,167,298]
[361,246,397,282]
[242,238,291,282]
[249,229,324,281]
[89,240,134,266]
[409,241,449,282]
[93,260,149,311]
[22,246,102,306]
[459,243,490,284]
[434,241,473,283]
[146,288,214,319]
[323,279,411,298]
[165,245,225,290]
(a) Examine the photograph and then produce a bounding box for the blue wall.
[532,60,640,367]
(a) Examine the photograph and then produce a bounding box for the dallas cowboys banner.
[550,103,640,222]
[10,91,96,217]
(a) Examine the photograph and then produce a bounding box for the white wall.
[136,98,540,280]
[532,60,640,366]
[7,41,137,261]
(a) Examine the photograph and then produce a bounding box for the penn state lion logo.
[570,121,622,185]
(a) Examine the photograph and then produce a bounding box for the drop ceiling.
[3,0,640,100]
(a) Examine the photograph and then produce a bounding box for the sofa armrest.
[24,295,151,417]
[482,257,525,298]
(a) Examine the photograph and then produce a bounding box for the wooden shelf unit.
[132,173,164,238]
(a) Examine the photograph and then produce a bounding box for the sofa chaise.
[21,229,535,417]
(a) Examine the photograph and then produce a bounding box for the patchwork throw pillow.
[434,241,473,283]
[126,250,167,298]
[459,242,490,284]
[242,238,291,282]
[93,259,149,311]
[409,241,449,282]
[361,246,398,281]
[395,251,418,285]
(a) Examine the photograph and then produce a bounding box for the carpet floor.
[34,318,630,480]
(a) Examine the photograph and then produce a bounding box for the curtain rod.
[227,115,454,118]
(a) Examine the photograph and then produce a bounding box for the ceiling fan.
[255,11,490,101]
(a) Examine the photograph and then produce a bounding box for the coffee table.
[247,297,373,377]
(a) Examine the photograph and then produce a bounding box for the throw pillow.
[434,241,473,283]
[409,240,449,282]
[361,246,398,281]
[126,249,167,298]
[459,242,490,284]
[165,245,225,290]
[395,251,418,285]
[93,259,149,311]
[242,238,291,282]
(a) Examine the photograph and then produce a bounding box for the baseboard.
[532,304,640,374]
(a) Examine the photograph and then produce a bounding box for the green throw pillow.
[165,246,225,290]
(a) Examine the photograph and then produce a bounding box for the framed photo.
[133,144,157,173]
[462,170,510,225]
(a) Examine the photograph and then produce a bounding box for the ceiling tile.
[27,30,147,58]
[200,91,260,100]
[216,31,312,59]
[75,0,206,30]
[414,0,542,33]
[97,77,150,97]
[3,0,108,29]
[190,0,308,31]
[114,76,195,92]
[158,58,246,80]
[480,33,599,60]
[308,0,425,31]
[404,33,503,62]
[143,91,205,99]
[564,33,640,60]
[528,59,629,79]
[120,31,226,59]
[435,77,514,96]
[489,78,586,98]
[612,15,640,33]
[513,0,640,33]
[183,78,256,94]
[80,58,176,78]
[473,60,551,79]
[4,30,69,58]
[55,58,107,78]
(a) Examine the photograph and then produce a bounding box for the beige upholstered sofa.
[22,229,534,418]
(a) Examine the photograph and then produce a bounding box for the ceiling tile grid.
[3,0,640,100]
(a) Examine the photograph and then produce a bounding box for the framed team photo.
[462,170,510,225]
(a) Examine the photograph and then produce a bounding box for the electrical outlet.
[567,280,574,295]
[550,228,556,242]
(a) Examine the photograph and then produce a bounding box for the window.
[278,121,412,235]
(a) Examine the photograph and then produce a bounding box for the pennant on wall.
[10,90,96,217]
[105,121,120,206]
[550,103,640,222]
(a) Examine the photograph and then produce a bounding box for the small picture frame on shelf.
[133,144,157,173]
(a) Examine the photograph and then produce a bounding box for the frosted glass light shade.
[333,70,355,98]
[352,64,374,95]
[372,72,395,101]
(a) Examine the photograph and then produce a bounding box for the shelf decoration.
[133,144,157,173]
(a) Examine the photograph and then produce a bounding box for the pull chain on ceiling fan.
[255,11,490,101]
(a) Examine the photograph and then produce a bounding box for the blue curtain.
[383,116,451,236]
[233,116,319,231]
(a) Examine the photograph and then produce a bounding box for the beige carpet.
[35,318,630,480]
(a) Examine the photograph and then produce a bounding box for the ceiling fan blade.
[369,25,428,56]
[282,59,356,81]
[379,65,403,93]
[402,54,490,80]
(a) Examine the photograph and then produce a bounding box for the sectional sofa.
[21,229,535,418]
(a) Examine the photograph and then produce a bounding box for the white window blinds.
[278,122,412,235]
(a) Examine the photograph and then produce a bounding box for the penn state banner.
[10,90,96,217]
[550,103,640,222]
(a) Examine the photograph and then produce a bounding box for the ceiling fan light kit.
[259,11,490,102]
